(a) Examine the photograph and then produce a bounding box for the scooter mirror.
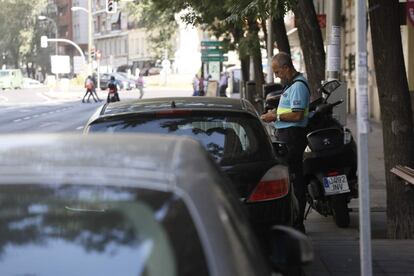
[322,80,341,95]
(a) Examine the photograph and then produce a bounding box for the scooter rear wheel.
[331,194,350,228]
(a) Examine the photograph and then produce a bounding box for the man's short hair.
[272,52,294,68]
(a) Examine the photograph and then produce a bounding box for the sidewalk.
[303,115,414,275]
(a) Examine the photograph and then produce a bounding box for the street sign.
[201,53,225,58]
[201,40,224,47]
[201,49,223,55]
[73,56,85,73]
[208,61,220,81]
[201,56,228,62]
[51,55,70,74]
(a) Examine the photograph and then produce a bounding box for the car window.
[0,184,210,276]
[88,113,273,165]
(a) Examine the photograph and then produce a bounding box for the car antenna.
[171,101,176,108]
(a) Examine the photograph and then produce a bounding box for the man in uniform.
[261,52,310,233]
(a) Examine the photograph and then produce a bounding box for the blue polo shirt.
[275,74,310,129]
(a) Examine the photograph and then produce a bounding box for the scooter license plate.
[323,174,350,195]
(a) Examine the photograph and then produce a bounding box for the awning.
[110,12,121,24]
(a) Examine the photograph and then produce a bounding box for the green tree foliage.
[0,0,47,69]
[127,0,178,60]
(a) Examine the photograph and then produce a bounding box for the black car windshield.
[0,184,209,276]
[88,112,273,165]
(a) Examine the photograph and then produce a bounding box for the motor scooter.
[268,80,358,228]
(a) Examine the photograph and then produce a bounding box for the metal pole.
[97,54,100,90]
[50,18,59,80]
[47,38,87,64]
[356,0,372,275]
[50,19,58,56]
[249,56,255,81]
[88,0,93,76]
[326,0,341,80]
[266,0,273,83]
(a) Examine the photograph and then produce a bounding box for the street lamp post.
[71,2,93,76]
[71,2,106,89]
[38,15,58,56]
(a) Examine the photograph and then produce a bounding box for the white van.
[0,69,23,89]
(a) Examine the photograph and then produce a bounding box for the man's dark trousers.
[276,126,307,231]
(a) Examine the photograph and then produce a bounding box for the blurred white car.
[22,77,44,89]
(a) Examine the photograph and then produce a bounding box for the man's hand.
[260,110,277,123]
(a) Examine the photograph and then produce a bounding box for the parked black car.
[99,73,122,90]
[85,97,298,229]
[0,134,312,276]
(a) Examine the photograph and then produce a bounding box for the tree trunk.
[241,57,249,85]
[261,20,268,52]
[293,0,325,100]
[272,17,291,55]
[247,17,264,107]
[368,0,414,239]
[231,25,249,90]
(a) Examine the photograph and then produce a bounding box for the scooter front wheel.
[330,194,350,228]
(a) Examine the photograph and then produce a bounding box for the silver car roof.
[0,133,270,276]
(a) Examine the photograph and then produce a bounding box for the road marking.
[23,117,31,120]
[33,114,39,118]
[13,119,22,122]
[76,126,84,130]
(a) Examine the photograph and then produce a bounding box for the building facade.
[71,0,88,55]
[55,0,74,56]
[92,0,129,73]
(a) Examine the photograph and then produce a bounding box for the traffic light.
[90,48,95,60]
[106,0,117,14]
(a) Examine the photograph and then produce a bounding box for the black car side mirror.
[268,225,313,273]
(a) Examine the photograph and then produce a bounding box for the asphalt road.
[0,88,104,133]
[0,86,193,133]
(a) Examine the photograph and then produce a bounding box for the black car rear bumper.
[244,190,295,226]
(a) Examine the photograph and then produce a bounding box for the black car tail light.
[247,165,290,202]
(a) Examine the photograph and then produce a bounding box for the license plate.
[323,174,350,195]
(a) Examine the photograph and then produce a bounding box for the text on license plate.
[323,174,350,195]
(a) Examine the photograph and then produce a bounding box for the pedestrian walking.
[260,52,310,233]
[136,73,145,99]
[82,75,98,103]
[198,75,205,96]
[218,72,229,97]
[192,74,199,96]
[91,74,102,102]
